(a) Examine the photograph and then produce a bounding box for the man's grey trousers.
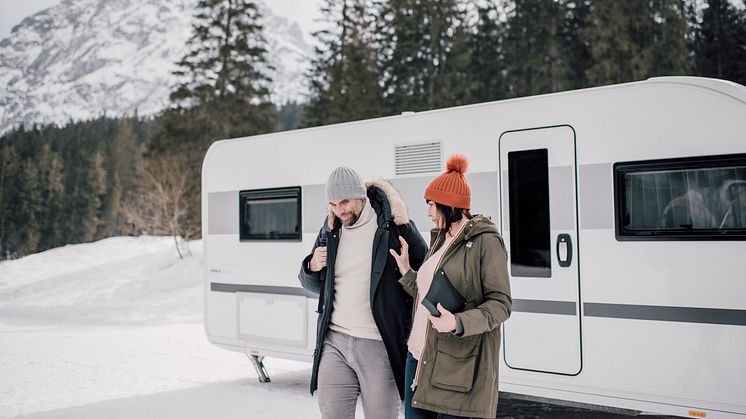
[317,329,401,419]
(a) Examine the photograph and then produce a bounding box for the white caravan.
[202,76,746,418]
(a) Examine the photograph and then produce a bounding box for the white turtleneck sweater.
[329,199,382,341]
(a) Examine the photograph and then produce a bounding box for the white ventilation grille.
[394,142,443,175]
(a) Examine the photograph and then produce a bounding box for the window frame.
[238,186,302,242]
[614,153,746,241]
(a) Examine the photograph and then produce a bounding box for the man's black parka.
[298,179,428,399]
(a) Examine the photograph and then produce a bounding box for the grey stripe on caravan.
[513,298,746,326]
[207,164,615,235]
[584,302,746,326]
[208,191,239,234]
[303,184,328,232]
[502,163,613,230]
[578,163,614,230]
[513,299,577,315]
[549,165,576,230]
[210,282,318,298]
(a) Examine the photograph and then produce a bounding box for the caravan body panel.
[202,77,746,417]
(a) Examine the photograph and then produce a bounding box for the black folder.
[421,268,466,317]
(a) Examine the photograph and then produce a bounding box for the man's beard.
[341,212,359,227]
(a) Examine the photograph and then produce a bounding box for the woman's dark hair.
[433,201,472,233]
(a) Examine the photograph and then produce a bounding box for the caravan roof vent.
[394,141,443,175]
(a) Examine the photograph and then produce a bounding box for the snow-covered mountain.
[0,0,312,135]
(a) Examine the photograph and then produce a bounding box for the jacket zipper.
[411,221,469,391]
[411,233,443,391]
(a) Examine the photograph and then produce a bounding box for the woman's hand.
[389,236,411,274]
[428,303,457,333]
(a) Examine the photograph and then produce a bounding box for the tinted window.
[508,149,551,277]
[239,187,301,241]
[615,154,746,240]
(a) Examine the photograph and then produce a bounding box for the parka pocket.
[430,333,481,392]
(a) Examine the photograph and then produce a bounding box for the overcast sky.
[0,0,322,40]
[0,0,58,39]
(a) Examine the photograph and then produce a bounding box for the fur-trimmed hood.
[326,178,410,229]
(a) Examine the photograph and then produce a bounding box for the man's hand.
[428,303,457,333]
[388,235,411,274]
[309,245,327,272]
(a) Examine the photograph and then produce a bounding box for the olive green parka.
[399,215,512,418]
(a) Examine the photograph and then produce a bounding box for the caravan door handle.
[556,234,572,267]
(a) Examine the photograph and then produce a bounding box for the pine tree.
[304,0,384,127]
[503,0,573,97]
[563,0,592,89]
[37,143,65,250]
[148,0,277,239]
[467,3,509,103]
[0,144,18,259]
[692,0,746,85]
[335,1,386,121]
[71,150,108,243]
[168,0,275,139]
[378,0,472,112]
[583,0,690,86]
[647,0,691,77]
[276,101,305,131]
[583,1,646,85]
[102,118,143,236]
[428,1,472,108]
[18,159,43,254]
[303,0,338,129]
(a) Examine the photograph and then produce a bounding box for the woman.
[390,154,512,419]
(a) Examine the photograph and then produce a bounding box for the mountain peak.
[0,0,311,134]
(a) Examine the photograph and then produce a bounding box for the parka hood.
[429,214,498,245]
[462,214,498,240]
[327,178,410,229]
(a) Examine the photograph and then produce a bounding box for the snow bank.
[0,236,202,324]
[0,236,324,418]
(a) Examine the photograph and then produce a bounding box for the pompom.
[446,154,468,174]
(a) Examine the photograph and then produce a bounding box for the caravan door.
[499,125,582,375]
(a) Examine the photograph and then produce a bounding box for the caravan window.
[239,187,302,241]
[614,154,746,240]
[508,149,552,277]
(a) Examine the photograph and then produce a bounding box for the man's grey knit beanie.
[327,166,367,201]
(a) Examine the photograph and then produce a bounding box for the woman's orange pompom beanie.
[424,154,471,209]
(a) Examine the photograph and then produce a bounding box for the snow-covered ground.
[0,236,342,418]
